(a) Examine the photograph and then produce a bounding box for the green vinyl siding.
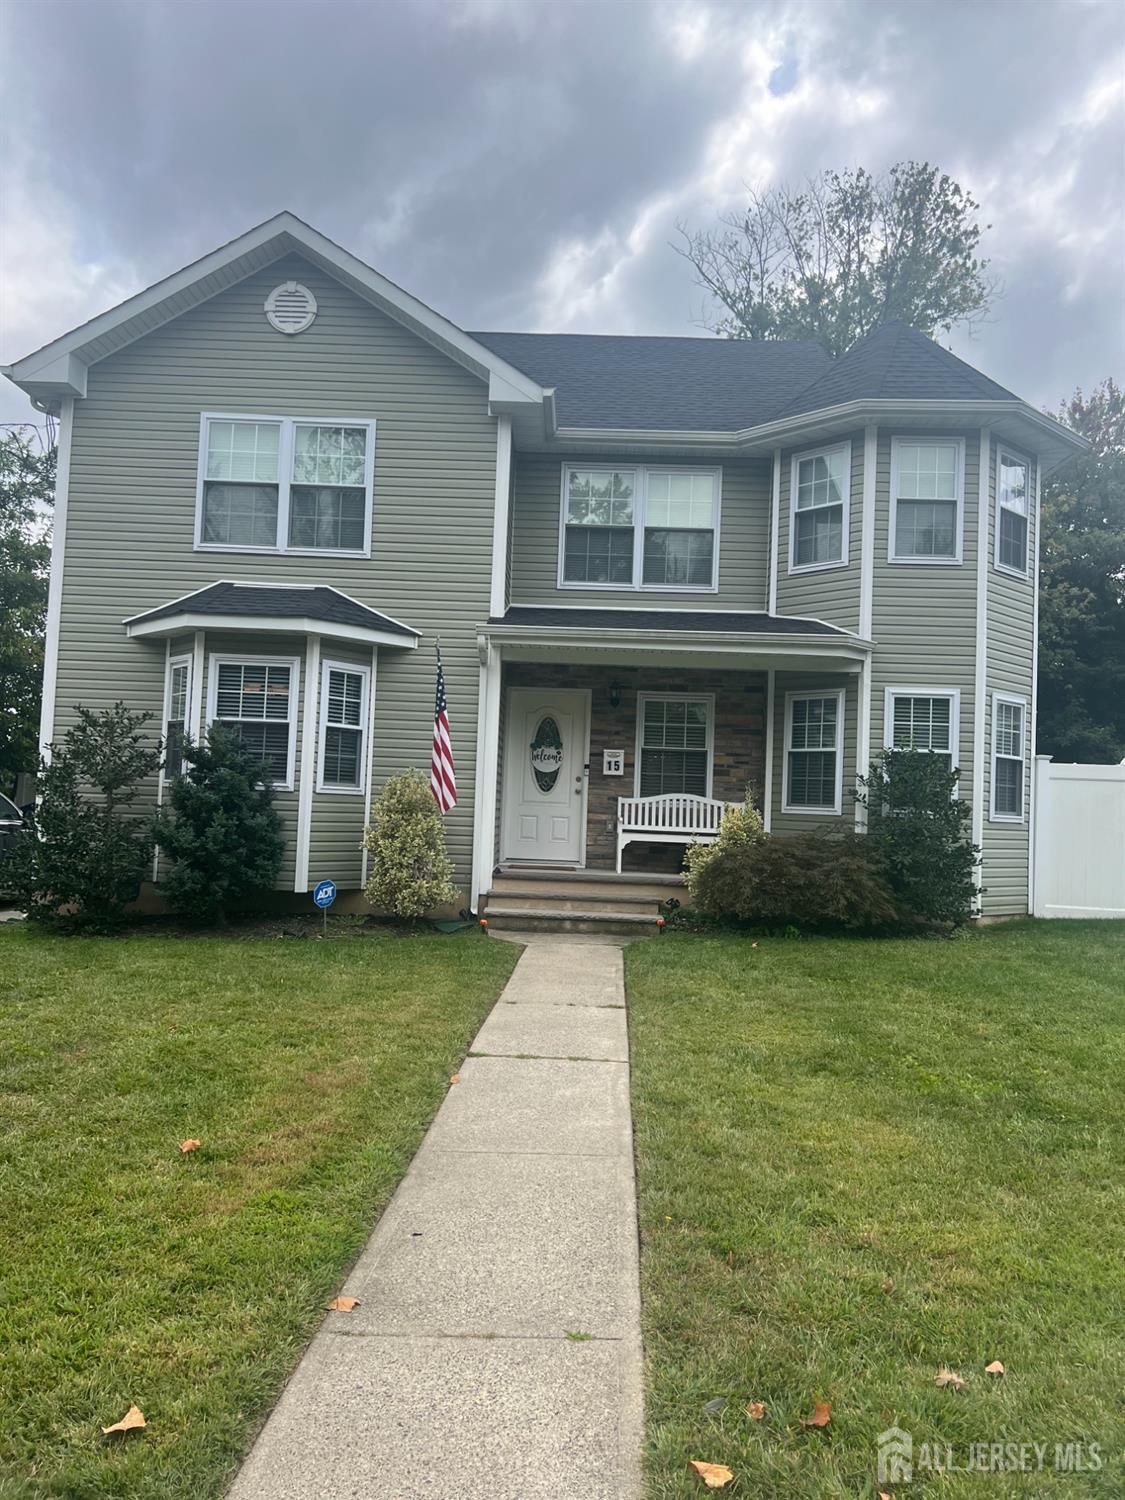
[54,251,498,896]
[508,453,772,608]
[770,672,858,835]
[774,430,864,632]
[308,640,374,892]
[983,442,1037,915]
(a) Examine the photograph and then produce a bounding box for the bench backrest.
[618,794,728,835]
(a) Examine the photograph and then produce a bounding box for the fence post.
[1031,755,1052,918]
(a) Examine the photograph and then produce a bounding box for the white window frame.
[194,412,376,558]
[633,692,715,797]
[883,686,962,794]
[205,652,301,791]
[782,688,846,816]
[557,464,722,593]
[994,445,1032,579]
[888,436,965,565]
[788,441,851,574]
[316,658,372,795]
[161,652,194,785]
[990,692,1028,823]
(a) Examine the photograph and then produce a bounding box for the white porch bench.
[615,794,732,873]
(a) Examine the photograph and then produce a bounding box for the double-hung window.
[890,439,963,562]
[995,449,1030,576]
[884,689,960,776]
[561,465,720,590]
[636,695,713,797]
[162,655,193,780]
[991,695,1026,821]
[790,444,849,570]
[197,414,375,555]
[318,661,370,793]
[784,691,844,813]
[209,657,298,789]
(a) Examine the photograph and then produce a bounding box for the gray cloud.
[1,0,1122,429]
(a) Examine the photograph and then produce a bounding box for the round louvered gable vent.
[265,281,317,334]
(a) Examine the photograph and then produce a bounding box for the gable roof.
[123,581,419,647]
[469,331,831,431]
[775,320,1019,418]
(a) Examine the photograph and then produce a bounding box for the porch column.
[471,641,502,911]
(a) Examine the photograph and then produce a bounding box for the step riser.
[495,867,685,889]
[484,894,662,916]
[488,880,679,904]
[486,913,661,937]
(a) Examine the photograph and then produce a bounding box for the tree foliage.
[0,430,55,794]
[363,768,457,919]
[2,703,159,929]
[154,725,285,924]
[678,162,993,355]
[1037,378,1125,763]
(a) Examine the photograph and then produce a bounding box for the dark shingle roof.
[469,331,832,430]
[775,321,1019,418]
[489,606,847,637]
[129,582,418,638]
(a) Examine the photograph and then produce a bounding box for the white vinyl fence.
[1032,757,1125,918]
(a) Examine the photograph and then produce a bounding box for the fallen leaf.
[882,1277,894,1292]
[879,1492,893,1499]
[179,1139,201,1154]
[746,1401,766,1420]
[985,1359,1005,1375]
[803,1400,832,1428]
[935,1367,966,1391]
[327,1296,360,1312]
[449,1074,459,1085]
[689,1460,735,1489]
[703,1396,727,1413]
[102,1404,145,1435]
[751,942,758,949]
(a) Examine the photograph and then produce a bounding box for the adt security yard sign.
[313,880,337,909]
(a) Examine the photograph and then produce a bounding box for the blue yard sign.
[313,879,337,909]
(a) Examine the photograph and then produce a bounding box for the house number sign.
[603,749,624,776]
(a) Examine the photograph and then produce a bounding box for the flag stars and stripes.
[431,648,457,813]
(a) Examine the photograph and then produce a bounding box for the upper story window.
[995,449,1031,577]
[318,661,370,793]
[560,465,720,591]
[889,438,964,563]
[208,655,299,789]
[790,443,850,571]
[196,414,375,556]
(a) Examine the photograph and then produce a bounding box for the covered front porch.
[473,607,872,923]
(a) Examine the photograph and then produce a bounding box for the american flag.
[430,647,457,813]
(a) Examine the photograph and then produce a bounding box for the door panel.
[501,688,588,864]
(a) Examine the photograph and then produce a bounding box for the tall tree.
[678,162,994,354]
[0,429,55,795]
[1037,379,1125,764]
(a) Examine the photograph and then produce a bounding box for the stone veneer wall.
[503,662,767,871]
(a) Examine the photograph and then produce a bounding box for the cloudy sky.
[1,0,1122,428]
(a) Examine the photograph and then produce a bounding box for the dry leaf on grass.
[689,1460,735,1489]
[102,1404,145,1435]
[327,1296,360,1312]
[882,1277,895,1292]
[935,1367,966,1391]
[879,1491,893,1499]
[449,1074,460,1085]
[802,1400,832,1428]
[985,1360,1005,1375]
[746,1401,766,1420]
[179,1139,201,1154]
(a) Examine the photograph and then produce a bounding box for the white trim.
[471,643,502,908]
[37,395,73,762]
[557,463,722,594]
[888,435,966,564]
[190,631,205,741]
[762,668,775,831]
[490,416,512,618]
[159,650,194,788]
[768,448,781,612]
[127,612,414,650]
[194,412,376,558]
[359,646,379,890]
[882,686,962,788]
[294,635,321,891]
[316,656,371,796]
[782,688,846,816]
[989,692,1028,823]
[855,655,871,831]
[1028,458,1042,910]
[972,428,990,907]
[993,444,1033,579]
[633,692,716,799]
[787,440,851,574]
[859,424,877,638]
[204,651,301,792]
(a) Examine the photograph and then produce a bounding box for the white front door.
[501,687,589,864]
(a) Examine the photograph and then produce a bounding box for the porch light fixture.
[609,681,623,709]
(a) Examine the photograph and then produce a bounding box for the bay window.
[197,414,375,554]
[890,438,963,562]
[784,691,844,813]
[884,689,960,776]
[318,661,370,793]
[162,655,192,780]
[995,449,1030,576]
[991,695,1027,821]
[209,656,298,789]
[790,443,849,570]
[561,465,720,590]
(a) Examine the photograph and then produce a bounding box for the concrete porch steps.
[482,870,685,936]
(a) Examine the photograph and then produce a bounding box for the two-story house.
[3,213,1086,928]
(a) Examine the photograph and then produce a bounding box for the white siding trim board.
[763,668,775,830]
[38,395,74,762]
[294,635,322,891]
[359,645,379,890]
[972,427,990,911]
[1028,457,1042,908]
[768,448,781,614]
[490,416,512,617]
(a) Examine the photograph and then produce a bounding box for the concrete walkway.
[230,936,643,1500]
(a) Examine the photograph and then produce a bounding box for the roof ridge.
[470,329,829,349]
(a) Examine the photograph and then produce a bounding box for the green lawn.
[0,924,517,1499]
[626,922,1125,1498]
